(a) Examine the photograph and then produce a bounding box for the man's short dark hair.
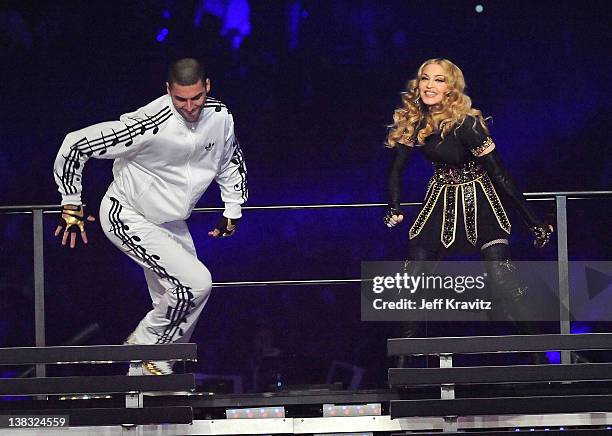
[167,58,208,87]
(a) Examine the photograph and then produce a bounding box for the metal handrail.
[1,190,611,375]
[0,190,610,214]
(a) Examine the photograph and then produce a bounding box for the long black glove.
[478,150,553,247]
[385,144,412,227]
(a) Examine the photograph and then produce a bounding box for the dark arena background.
[1,1,611,434]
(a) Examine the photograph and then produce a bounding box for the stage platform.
[2,385,612,435]
[3,335,612,434]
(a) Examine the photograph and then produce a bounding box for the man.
[53,58,248,375]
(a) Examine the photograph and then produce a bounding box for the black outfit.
[388,116,547,341]
[389,115,543,257]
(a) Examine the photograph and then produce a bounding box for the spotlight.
[475,4,484,13]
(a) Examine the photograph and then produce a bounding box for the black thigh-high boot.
[480,242,528,323]
[481,242,547,363]
[394,245,440,367]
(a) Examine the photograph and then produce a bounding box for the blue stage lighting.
[156,28,169,43]
[546,351,561,364]
[570,323,592,334]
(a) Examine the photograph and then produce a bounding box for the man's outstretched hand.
[54,204,96,248]
[208,216,240,237]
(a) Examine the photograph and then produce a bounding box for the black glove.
[478,150,554,248]
[387,143,412,213]
[478,150,543,223]
[384,207,404,228]
[209,216,240,237]
[531,224,553,248]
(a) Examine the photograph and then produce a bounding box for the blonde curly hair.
[386,58,488,147]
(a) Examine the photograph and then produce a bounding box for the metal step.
[0,374,195,396]
[0,343,197,365]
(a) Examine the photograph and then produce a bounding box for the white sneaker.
[127,362,144,376]
[128,360,174,376]
[143,360,174,375]
[124,333,174,376]
[127,361,187,396]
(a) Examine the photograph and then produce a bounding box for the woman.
[385,58,552,325]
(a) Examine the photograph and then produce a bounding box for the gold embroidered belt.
[409,161,511,247]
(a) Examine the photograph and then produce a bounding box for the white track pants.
[99,195,212,344]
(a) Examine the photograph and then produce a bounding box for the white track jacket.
[54,95,247,224]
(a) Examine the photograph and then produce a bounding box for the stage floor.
[2,387,612,435]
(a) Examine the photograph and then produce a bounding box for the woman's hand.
[532,224,554,248]
[384,207,404,228]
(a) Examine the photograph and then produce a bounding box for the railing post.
[439,354,457,432]
[32,208,46,378]
[555,196,571,365]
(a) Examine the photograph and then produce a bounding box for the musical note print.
[144,114,160,134]
[203,97,231,114]
[230,138,248,201]
[57,107,172,196]
[74,106,171,157]
[107,197,195,343]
